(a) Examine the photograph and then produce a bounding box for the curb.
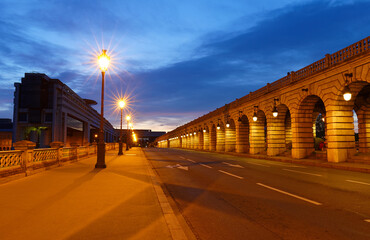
[142,150,189,240]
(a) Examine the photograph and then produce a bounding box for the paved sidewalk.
[0,147,187,240]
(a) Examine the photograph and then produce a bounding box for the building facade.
[13,73,118,148]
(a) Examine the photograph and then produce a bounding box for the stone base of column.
[95,143,106,168]
[327,148,356,162]
[250,147,264,154]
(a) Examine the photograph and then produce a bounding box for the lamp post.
[95,49,110,168]
[118,100,125,155]
[126,115,131,150]
[128,122,133,149]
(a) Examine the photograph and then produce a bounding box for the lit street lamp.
[126,115,131,150]
[95,49,110,168]
[118,99,125,155]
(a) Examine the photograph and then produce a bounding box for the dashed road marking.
[186,158,196,163]
[218,170,244,179]
[200,163,212,169]
[257,183,322,206]
[245,162,270,167]
[365,219,370,223]
[346,180,370,186]
[283,168,322,177]
[179,156,185,159]
[222,162,244,168]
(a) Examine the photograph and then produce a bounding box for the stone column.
[249,120,265,154]
[216,128,225,152]
[236,122,249,153]
[267,116,286,156]
[225,127,236,152]
[326,105,356,162]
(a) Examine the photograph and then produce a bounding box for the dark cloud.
[133,0,370,116]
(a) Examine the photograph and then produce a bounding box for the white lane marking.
[125,154,137,155]
[179,156,186,159]
[346,180,370,186]
[245,162,270,167]
[200,163,212,169]
[166,164,188,171]
[186,158,196,163]
[257,183,322,206]
[222,162,244,168]
[218,170,244,179]
[365,219,370,223]
[283,168,322,177]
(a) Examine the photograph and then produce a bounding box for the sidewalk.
[0,147,187,240]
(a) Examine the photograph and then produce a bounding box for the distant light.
[322,117,325,122]
[126,115,131,121]
[226,123,230,128]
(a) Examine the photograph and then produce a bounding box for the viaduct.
[156,36,370,163]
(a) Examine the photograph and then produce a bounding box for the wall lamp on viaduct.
[343,73,353,101]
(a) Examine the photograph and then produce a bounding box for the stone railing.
[0,141,120,181]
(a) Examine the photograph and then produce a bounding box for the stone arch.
[354,84,370,153]
[216,120,225,151]
[267,104,292,156]
[225,118,236,152]
[292,95,326,159]
[203,125,210,150]
[250,109,267,154]
[210,124,217,151]
[236,115,249,153]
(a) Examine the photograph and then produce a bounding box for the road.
[143,148,370,240]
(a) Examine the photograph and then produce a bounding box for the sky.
[0,0,369,132]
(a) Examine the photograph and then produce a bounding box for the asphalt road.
[143,148,370,240]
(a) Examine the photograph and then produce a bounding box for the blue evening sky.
[0,0,369,131]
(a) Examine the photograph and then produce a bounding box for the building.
[13,73,118,148]
[0,119,13,151]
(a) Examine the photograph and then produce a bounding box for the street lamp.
[118,99,125,155]
[96,49,110,168]
[126,116,131,150]
[253,106,258,122]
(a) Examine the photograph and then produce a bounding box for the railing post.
[13,140,36,176]
[50,141,64,166]
[325,54,331,68]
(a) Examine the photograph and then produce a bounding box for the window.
[44,113,53,123]
[19,112,28,122]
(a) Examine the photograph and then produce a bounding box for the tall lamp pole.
[118,100,125,155]
[95,49,110,168]
[126,115,131,150]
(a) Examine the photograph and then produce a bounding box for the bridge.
[157,36,370,163]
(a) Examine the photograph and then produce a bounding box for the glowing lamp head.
[94,134,98,138]
[126,115,131,121]
[129,122,133,127]
[253,112,258,122]
[203,129,206,133]
[217,126,220,130]
[272,106,278,118]
[343,85,352,101]
[226,123,230,128]
[322,117,325,122]
[98,49,110,72]
[118,100,125,109]
[194,132,196,135]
